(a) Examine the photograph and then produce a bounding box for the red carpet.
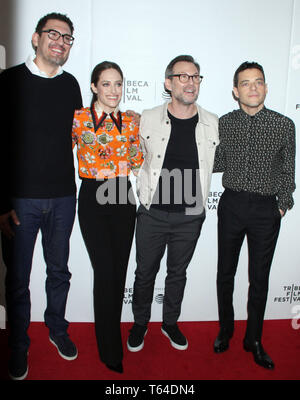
[0,319,299,381]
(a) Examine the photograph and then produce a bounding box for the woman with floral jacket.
[72,61,143,374]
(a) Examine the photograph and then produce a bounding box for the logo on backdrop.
[122,78,164,105]
[123,79,150,102]
[123,287,165,305]
[155,294,164,304]
[273,284,300,304]
[207,190,223,211]
[123,287,133,305]
[154,288,164,304]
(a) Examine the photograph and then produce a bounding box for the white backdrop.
[0,0,299,324]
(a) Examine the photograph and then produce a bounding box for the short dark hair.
[164,55,200,97]
[233,61,265,87]
[90,61,124,105]
[35,12,74,35]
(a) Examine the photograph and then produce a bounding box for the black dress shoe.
[214,330,233,353]
[105,362,124,373]
[243,340,274,369]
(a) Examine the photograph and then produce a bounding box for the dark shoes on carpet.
[49,334,78,360]
[214,329,233,353]
[9,334,77,380]
[8,350,28,381]
[127,323,148,352]
[127,322,188,351]
[214,329,274,370]
[161,323,188,350]
[243,340,274,369]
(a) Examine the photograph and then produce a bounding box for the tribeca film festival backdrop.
[0,0,299,327]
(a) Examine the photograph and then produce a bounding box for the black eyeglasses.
[168,73,203,83]
[41,29,74,46]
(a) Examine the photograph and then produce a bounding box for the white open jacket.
[136,101,219,210]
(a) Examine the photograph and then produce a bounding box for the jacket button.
[146,136,150,139]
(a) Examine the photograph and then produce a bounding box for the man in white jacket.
[127,55,219,352]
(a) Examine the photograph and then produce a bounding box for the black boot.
[214,329,233,353]
[243,340,274,369]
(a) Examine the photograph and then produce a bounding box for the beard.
[173,92,199,105]
[49,55,67,66]
[45,44,69,67]
[48,53,68,67]
[172,85,199,105]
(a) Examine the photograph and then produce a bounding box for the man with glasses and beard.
[127,55,219,353]
[0,12,82,380]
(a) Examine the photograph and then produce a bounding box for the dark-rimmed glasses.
[168,73,203,84]
[41,29,74,46]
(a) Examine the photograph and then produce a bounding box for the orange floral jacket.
[72,106,143,179]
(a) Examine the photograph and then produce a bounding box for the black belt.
[224,188,276,201]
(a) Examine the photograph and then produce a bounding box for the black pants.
[78,178,136,365]
[133,205,205,326]
[217,189,281,342]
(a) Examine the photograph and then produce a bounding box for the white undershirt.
[25,54,63,78]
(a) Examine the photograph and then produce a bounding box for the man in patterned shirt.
[213,61,296,369]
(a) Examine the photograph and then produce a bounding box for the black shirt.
[213,107,296,211]
[151,111,201,212]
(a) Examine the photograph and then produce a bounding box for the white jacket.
[136,101,219,210]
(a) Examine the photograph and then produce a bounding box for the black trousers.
[133,205,205,326]
[78,178,136,365]
[217,189,281,342]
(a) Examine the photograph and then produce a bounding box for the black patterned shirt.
[213,107,296,211]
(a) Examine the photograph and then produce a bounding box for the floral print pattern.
[72,107,143,179]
